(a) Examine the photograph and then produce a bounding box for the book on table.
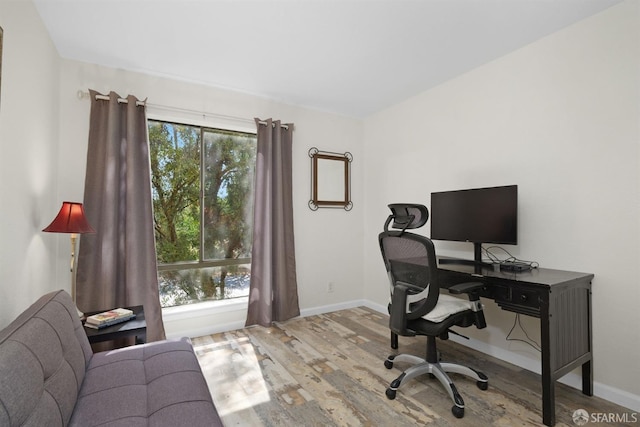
[85,308,136,329]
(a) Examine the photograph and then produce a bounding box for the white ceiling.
[33,0,621,118]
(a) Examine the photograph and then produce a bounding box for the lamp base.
[75,306,84,319]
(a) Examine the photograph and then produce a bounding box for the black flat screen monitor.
[430,185,517,266]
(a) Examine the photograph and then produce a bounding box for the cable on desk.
[483,246,539,269]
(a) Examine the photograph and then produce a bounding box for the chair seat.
[423,294,475,323]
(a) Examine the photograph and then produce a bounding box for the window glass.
[149,119,256,307]
[202,129,256,260]
[158,264,251,308]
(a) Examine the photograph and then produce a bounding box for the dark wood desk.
[83,305,147,345]
[437,260,594,426]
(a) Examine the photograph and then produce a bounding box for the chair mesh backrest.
[381,233,431,286]
[382,235,428,265]
[379,231,440,319]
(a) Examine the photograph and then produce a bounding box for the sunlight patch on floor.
[193,333,271,417]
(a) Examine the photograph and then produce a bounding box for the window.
[148,119,257,308]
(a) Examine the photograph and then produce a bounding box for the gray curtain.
[76,90,165,343]
[245,118,300,327]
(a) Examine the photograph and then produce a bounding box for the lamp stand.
[70,233,84,318]
[43,201,95,319]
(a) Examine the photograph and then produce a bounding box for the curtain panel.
[245,118,300,327]
[76,90,165,343]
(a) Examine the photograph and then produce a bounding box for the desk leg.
[582,360,593,396]
[541,305,555,426]
[583,287,594,396]
[542,372,555,426]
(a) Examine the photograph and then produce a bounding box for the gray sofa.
[0,290,223,426]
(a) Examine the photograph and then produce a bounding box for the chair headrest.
[386,204,429,231]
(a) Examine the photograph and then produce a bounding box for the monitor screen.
[430,185,517,246]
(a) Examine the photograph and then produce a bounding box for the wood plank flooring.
[192,307,634,426]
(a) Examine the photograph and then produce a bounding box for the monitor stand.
[437,243,493,271]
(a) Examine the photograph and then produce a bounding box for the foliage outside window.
[149,119,256,307]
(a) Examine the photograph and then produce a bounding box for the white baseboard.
[300,299,369,317]
[165,319,247,340]
[362,300,387,314]
[165,298,369,340]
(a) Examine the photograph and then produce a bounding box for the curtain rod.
[76,90,289,129]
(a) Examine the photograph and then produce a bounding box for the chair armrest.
[389,283,411,336]
[396,281,424,294]
[447,282,487,329]
[448,282,484,295]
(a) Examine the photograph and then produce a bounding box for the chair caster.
[477,380,488,390]
[452,405,464,418]
[385,388,397,400]
[384,359,393,369]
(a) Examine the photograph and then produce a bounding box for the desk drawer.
[439,270,542,317]
[492,285,541,317]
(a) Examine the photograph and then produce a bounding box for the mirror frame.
[308,147,353,211]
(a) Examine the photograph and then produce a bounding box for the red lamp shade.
[43,202,95,234]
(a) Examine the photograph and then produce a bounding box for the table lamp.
[43,201,95,316]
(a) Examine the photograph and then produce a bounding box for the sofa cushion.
[0,290,93,426]
[70,337,221,427]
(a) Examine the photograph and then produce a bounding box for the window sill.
[161,297,248,321]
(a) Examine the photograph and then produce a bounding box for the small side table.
[83,305,147,345]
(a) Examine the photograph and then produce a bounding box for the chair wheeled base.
[383,337,488,418]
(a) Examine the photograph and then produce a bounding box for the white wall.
[56,60,365,336]
[363,0,639,408]
[0,1,62,327]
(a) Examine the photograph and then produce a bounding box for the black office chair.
[379,204,488,418]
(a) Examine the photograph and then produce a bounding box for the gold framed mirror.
[308,147,353,211]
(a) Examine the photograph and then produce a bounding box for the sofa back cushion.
[0,290,93,426]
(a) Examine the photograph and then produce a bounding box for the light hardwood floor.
[192,307,634,426]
